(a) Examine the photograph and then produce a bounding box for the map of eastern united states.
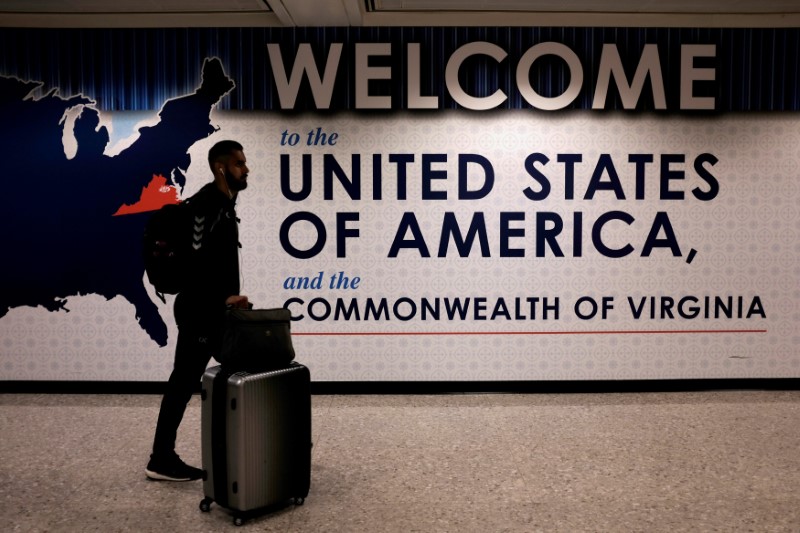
[113,175,180,216]
[0,57,235,347]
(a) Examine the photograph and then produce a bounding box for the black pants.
[151,325,217,458]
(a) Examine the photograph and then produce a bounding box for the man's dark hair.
[208,140,243,166]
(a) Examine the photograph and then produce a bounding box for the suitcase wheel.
[199,497,213,513]
[294,497,305,506]
[234,516,245,527]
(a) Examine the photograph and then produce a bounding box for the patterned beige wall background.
[1,111,797,381]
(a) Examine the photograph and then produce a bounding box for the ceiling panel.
[370,0,800,13]
[0,0,271,12]
[1,0,798,26]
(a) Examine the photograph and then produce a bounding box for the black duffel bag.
[218,308,296,372]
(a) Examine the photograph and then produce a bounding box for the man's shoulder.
[187,182,217,200]
[186,183,224,210]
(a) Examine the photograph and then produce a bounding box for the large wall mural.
[0,27,797,381]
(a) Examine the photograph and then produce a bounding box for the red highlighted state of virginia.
[113,174,180,216]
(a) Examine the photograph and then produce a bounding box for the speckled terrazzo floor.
[1,390,799,532]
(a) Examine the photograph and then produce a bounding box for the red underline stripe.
[293,329,768,337]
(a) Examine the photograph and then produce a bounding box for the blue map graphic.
[0,58,234,347]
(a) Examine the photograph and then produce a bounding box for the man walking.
[146,140,251,481]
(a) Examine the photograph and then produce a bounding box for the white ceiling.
[373,0,800,13]
[0,0,798,27]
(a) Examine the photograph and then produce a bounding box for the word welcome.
[267,42,716,110]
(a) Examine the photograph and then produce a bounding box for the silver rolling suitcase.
[199,362,311,526]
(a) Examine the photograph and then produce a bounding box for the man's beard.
[225,170,248,191]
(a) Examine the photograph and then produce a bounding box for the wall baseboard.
[1,378,798,395]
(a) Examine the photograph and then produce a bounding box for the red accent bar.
[293,329,768,336]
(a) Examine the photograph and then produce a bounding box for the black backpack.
[142,199,196,302]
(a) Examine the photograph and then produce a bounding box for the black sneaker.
[145,453,203,482]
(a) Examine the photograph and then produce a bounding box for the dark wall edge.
[1,378,798,395]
